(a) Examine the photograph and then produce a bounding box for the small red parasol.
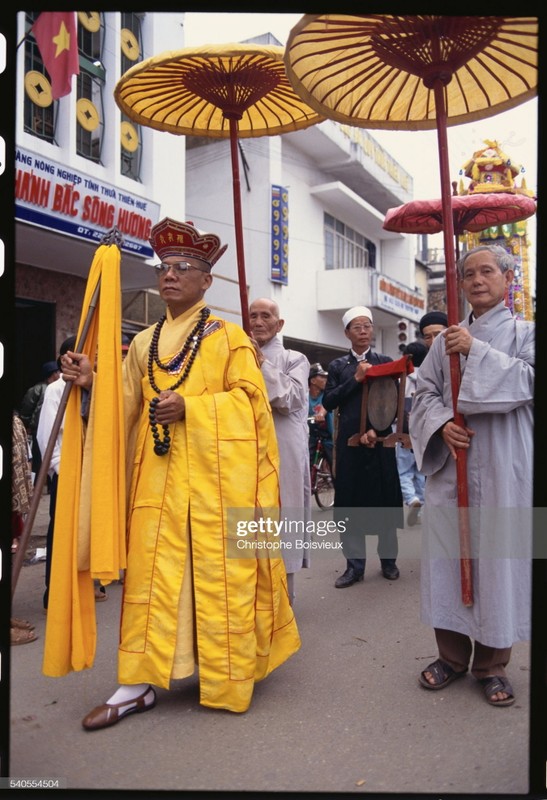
[383,192,537,259]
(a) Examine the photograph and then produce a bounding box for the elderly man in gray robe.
[409,244,534,707]
[249,298,311,605]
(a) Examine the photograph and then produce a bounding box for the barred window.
[324,213,376,270]
[75,13,105,162]
[121,13,143,75]
[120,13,144,181]
[23,11,57,143]
[76,69,105,163]
[77,12,103,64]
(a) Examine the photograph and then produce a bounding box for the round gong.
[367,377,398,431]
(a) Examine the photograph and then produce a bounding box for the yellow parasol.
[114,43,323,332]
[284,15,538,606]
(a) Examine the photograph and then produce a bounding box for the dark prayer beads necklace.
[147,307,210,455]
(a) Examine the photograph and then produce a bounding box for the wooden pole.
[433,77,473,607]
[228,115,251,335]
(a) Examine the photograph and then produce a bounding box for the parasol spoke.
[368,68,415,122]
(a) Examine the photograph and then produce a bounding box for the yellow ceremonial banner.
[43,243,126,676]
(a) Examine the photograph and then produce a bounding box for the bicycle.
[308,418,335,510]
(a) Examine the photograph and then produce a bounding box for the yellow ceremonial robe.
[118,301,300,712]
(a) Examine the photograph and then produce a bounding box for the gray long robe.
[409,301,534,648]
[261,336,311,572]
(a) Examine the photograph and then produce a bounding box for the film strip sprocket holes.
[0,23,6,781]
[1,14,16,779]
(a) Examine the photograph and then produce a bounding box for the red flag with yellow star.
[32,12,80,100]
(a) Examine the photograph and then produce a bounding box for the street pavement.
[8,492,531,795]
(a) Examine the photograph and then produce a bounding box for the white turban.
[342,306,373,328]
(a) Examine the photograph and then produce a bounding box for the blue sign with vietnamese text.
[15,147,160,258]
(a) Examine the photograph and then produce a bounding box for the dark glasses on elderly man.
[152,261,209,275]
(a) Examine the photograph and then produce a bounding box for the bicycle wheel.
[314,457,335,509]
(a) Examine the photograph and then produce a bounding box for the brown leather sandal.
[11,617,35,631]
[11,627,38,646]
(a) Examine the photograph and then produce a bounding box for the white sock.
[107,684,151,706]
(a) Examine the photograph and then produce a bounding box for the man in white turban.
[323,306,403,588]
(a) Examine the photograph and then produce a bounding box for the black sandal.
[478,676,515,707]
[419,658,467,690]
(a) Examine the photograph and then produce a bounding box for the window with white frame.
[324,213,376,270]
[23,11,57,143]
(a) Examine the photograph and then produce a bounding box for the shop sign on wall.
[270,184,288,285]
[372,272,425,323]
[15,147,160,258]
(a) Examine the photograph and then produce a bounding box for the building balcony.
[283,119,413,214]
[317,266,374,314]
[317,266,426,325]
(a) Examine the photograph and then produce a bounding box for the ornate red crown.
[149,218,228,267]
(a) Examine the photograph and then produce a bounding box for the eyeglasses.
[349,324,373,332]
[152,261,209,275]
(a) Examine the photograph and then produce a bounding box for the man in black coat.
[323,306,403,587]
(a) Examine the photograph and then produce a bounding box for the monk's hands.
[441,420,475,460]
[444,325,473,357]
[61,351,93,389]
[154,390,186,424]
[439,326,475,458]
[359,428,378,448]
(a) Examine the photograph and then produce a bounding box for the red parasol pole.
[432,76,473,607]
[227,115,251,335]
